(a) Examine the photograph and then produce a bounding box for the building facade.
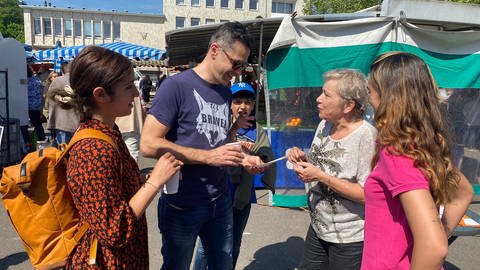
[21,5,166,50]
[21,0,303,50]
[163,0,303,30]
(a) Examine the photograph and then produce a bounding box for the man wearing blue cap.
[194,82,276,269]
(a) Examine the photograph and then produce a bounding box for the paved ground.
[1,156,479,269]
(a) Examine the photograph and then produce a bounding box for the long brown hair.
[69,46,133,119]
[369,52,458,204]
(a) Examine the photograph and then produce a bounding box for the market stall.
[34,42,165,73]
[265,1,480,206]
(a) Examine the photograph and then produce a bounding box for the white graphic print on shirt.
[194,90,229,147]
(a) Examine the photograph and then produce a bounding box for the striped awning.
[53,58,64,74]
[34,42,164,62]
[133,59,166,67]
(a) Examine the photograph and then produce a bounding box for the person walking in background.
[45,71,59,88]
[361,52,473,269]
[27,65,46,144]
[42,71,58,121]
[156,71,167,91]
[42,71,58,94]
[46,63,80,146]
[287,69,376,270]
[139,74,153,104]
[66,46,183,269]
[115,95,145,162]
[193,82,276,270]
[141,22,263,270]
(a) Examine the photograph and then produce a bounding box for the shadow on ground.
[0,252,28,270]
[243,236,304,270]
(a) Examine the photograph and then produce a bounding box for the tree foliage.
[303,0,381,15]
[303,0,480,15]
[0,0,24,42]
[450,0,480,4]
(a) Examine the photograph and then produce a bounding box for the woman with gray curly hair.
[287,69,376,270]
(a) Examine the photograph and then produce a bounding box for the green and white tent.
[264,15,480,206]
[266,16,480,90]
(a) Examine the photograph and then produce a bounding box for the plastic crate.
[271,194,307,208]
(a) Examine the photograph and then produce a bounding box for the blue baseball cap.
[230,82,255,96]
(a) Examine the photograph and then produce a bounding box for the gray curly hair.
[323,69,369,118]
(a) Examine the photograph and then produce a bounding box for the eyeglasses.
[220,48,248,70]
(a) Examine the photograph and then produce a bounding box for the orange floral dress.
[66,119,148,269]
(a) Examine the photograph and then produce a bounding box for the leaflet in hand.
[255,156,287,168]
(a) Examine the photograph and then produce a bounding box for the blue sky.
[25,0,163,15]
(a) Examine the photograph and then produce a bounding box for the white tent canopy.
[263,9,480,193]
[266,16,480,90]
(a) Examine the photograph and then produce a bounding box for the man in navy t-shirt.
[141,22,261,270]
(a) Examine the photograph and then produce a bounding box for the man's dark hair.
[209,21,252,51]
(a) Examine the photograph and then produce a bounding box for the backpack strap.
[89,236,99,265]
[72,222,99,266]
[56,128,118,164]
[58,128,119,266]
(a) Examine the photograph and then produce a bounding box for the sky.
[25,0,164,15]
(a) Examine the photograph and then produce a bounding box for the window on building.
[74,20,81,37]
[191,17,200,26]
[42,18,52,35]
[94,21,101,37]
[206,0,214,7]
[64,20,72,36]
[221,0,228,8]
[176,17,185,29]
[103,21,111,38]
[191,0,200,6]
[54,18,61,36]
[176,0,185,5]
[272,2,293,13]
[205,18,215,24]
[84,21,92,37]
[249,0,257,10]
[34,18,41,34]
[113,22,120,39]
[235,0,243,9]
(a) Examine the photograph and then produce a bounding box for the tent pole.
[255,21,263,114]
[256,21,271,141]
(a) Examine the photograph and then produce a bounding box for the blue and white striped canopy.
[34,42,164,62]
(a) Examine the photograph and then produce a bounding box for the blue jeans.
[158,192,233,270]
[193,203,251,270]
[54,129,74,146]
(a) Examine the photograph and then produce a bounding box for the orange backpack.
[0,129,116,270]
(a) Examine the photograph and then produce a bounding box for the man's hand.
[242,155,266,174]
[205,144,244,167]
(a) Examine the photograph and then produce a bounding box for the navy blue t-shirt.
[149,69,232,207]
